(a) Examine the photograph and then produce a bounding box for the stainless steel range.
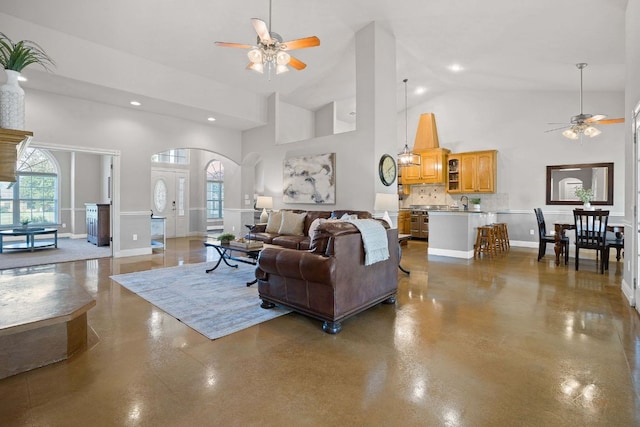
[409,205,450,239]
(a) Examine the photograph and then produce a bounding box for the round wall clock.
[379,154,397,186]
[154,179,167,212]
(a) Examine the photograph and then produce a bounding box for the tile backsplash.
[399,184,509,212]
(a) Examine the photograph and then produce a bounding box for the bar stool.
[474,226,497,258]
[492,223,510,252]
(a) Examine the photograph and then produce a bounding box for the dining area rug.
[110,262,291,340]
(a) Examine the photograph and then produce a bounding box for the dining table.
[553,223,624,266]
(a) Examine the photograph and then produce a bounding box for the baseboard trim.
[114,247,152,258]
[621,279,635,307]
[428,248,474,259]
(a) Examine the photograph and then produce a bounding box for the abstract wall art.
[283,153,335,204]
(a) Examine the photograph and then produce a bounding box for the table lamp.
[256,196,273,223]
[374,193,398,227]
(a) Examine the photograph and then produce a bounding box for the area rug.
[110,262,291,340]
[0,238,112,270]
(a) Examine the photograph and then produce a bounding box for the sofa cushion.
[265,211,283,233]
[272,235,308,249]
[279,211,306,236]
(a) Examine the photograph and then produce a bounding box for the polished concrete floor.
[1,237,639,426]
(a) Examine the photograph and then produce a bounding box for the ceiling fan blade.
[288,56,307,70]
[594,118,625,125]
[251,18,272,44]
[585,114,607,123]
[215,41,254,49]
[281,36,320,51]
[545,125,571,133]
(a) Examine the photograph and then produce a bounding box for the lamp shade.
[255,196,273,209]
[374,193,398,212]
[375,193,397,227]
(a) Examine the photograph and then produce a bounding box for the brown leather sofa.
[255,218,399,334]
[246,209,372,250]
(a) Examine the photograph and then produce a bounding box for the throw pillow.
[265,211,283,233]
[308,218,325,238]
[279,211,306,236]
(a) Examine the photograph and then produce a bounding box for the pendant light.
[398,78,421,167]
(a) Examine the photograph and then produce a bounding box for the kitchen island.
[428,210,495,259]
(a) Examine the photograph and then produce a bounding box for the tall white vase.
[0,70,25,130]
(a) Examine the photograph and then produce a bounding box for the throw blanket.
[346,219,389,266]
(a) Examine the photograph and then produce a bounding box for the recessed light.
[130,101,141,106]
[207,117,216,122]
[17,75,27,82]
[414,86,427,95]
[448,63,464,73]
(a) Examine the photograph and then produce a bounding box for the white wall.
[277,101,314,144]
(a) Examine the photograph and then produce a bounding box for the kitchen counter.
[428,211,496,259]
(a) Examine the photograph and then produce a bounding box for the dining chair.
[534,208,568,263]
[604,227,624,271]
[573,209,609,273]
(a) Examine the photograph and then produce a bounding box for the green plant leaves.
[0,32,55,72]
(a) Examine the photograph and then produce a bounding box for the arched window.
[206,160,224,219]
[0,148,59,226]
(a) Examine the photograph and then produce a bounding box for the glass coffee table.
[203,240,266,286]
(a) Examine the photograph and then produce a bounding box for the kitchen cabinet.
[397,167,409,196]
[400,148,450,185]
[86,203,110,246]
[447,155,461,193]
[447,150,497,193]
[398,210,411,234]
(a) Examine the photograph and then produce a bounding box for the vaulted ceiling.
[0,0,628,130]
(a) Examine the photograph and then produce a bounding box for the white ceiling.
[0,0,628,130]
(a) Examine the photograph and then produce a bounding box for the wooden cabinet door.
[460,154,477,192]
[447,156,461,193]
[403,164,421,181]
[420,152,440,183]
[476,151,495,192]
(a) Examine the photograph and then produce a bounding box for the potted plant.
[574,187,594,209]
[0,32,55,130]
[217,233,235,244]
[20,218,31,229]
[470,198,481,211]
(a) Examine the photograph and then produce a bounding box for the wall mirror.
[546,162,614,205]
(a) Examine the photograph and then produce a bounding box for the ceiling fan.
[214,0,320,75]
[547,63,624,140]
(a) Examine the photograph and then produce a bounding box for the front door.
[151,169,188,238]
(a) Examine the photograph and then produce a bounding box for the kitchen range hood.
[413,113,440,151]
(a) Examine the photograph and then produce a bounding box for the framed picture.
[283,153,336,204]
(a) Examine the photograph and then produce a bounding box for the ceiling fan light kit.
[557,62,615,141]
[215,0,319,77]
